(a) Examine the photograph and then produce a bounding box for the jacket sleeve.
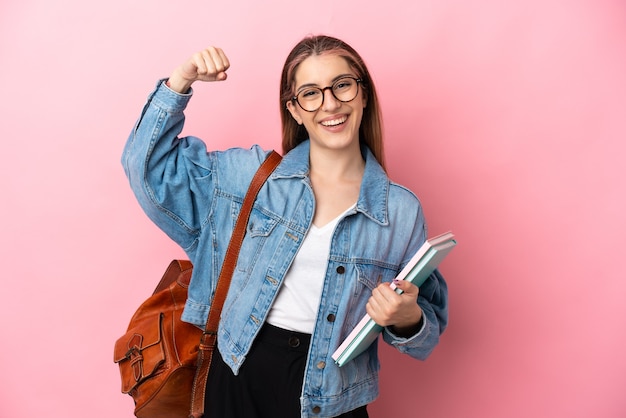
[121,80,216,251]
[379,192,450,360]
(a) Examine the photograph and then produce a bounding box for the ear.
[286,100,303,125]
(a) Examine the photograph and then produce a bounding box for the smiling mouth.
[320,116,347,127]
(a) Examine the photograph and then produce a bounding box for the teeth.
[321,116,347,127]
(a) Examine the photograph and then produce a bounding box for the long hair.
[279,35,386,170]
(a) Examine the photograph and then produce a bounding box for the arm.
[121,47,231,249]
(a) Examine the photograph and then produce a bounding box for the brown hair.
[279,35,386,170]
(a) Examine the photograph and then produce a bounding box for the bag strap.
[189,150,282,418]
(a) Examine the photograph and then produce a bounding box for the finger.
[393,279,420,297]
[370,283,391,304]
[204,47,226,72]
[199,49,217,76]
[214,47,231,72]
[210,47,230,81]
[374,282,401,303]
[198,47,229,81]
[366,289,398,326]
[372,285,400,312]
[365,295,387,325]
[219,48,230,70]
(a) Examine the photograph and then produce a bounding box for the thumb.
[392,279,419,296]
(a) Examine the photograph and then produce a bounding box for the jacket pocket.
[246,208,278,238]
[232,206,279,275]
[341,263,398,332]
[354,263,398,296]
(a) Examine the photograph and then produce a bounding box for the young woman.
[122,35,448,418]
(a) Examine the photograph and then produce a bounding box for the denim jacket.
[122,80,448,418]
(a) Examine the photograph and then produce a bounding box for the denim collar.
[273,140,390,226]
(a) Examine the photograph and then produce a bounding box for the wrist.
[390,313,424,338]
[165,71,194,94]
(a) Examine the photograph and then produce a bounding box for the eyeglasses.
[291,76,362,112]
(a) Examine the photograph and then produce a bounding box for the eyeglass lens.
[296,77,360,112]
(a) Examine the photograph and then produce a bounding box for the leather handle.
[153,260,193,294]
[189,150,282,418]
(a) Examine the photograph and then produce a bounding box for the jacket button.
[312,406,321,414]
[326,313,336,322]
[317,361,326,369]
[336,266,345,274]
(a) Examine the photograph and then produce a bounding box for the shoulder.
[387,180,428,254]
[213,145,276,193]
[214,144,269,166]
[388,180,424,218]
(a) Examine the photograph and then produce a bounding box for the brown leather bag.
[114,260,200,417]
[114,151,281,418]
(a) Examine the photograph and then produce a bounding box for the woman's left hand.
[366,279,423,337]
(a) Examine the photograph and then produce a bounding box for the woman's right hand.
[167,46,230,93]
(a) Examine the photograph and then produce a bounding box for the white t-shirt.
[266,205,355,333]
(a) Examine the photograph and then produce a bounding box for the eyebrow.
[295,73,356,93]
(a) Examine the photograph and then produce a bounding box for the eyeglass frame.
[290,76,363,112]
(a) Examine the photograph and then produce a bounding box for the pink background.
[1,0,625,417]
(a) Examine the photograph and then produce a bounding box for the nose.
[321,87,341,111]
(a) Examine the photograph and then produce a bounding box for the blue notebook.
[331,232,457,366]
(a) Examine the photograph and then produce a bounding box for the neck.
[309,143,365,182]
